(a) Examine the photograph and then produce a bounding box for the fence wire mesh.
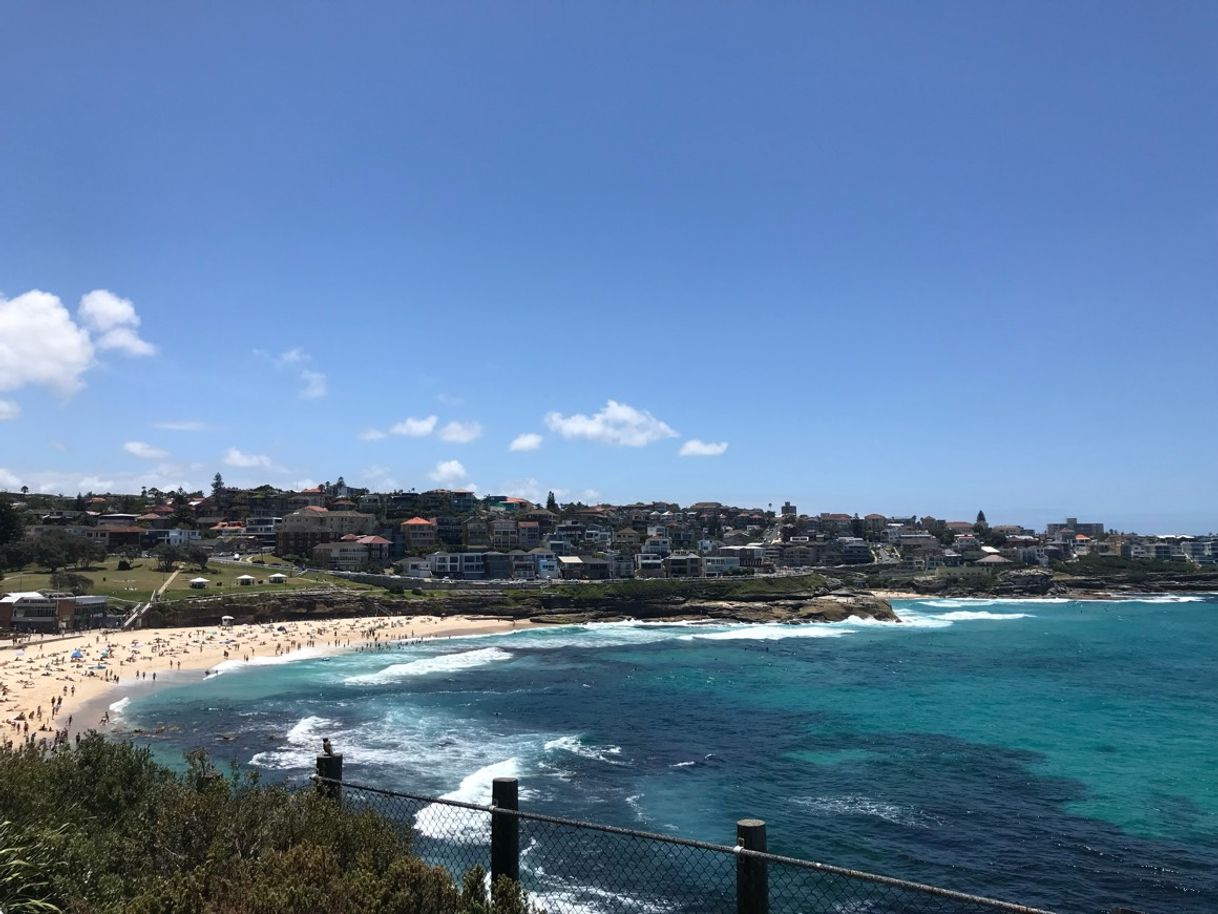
[317,777,1056,914]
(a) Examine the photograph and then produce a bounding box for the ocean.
[116,596,1218,914]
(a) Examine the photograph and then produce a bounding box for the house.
[463,518,490,548]
[665,553,703,578]
[517,521,541,549]
[313,535,391,570]
[396,557,432,578]
[703,555,741,576]
[613,526,643,555]
[429,552,463,578]
[483,551,512,580]
[634,554,665,577]
[276,508,377,557]
[400,517,439,551]
[529,548,559,580]
[490,520,519,551]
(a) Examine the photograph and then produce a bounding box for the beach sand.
[0,615,530,750]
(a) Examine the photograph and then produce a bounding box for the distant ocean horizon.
[117,596,1218,914]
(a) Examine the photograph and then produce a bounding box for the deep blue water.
[119,596,1218,914]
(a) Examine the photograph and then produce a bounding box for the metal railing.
[311,754,1071,914]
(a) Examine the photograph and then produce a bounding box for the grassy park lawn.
[0,556,342,604]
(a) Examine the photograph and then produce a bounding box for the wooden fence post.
[315,752,343,803]
[491,777,520,883]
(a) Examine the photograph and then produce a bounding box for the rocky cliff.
[150,582,898,629]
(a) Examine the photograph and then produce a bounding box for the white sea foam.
[108,696,130,715]
[670,760,697,768]
[525,870,670,914]
[415,757,521,843]
[920,598,1067,609]
[344,647,512,685]
[1120,594,1209,604]
[938,610,1033,622]
[208,647,328,677]
[796,794,942,829]
[286,715,339,744]
[679,623,852,642]
[543,735,624,765]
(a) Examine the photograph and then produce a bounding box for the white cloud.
[545,400,678,447]
[509,432,543,452]
[428,459,467,484]
[0,290,96,397]
[0,400,19,420]
[439,420,483,443]
[390,415,438,437]
[123,441,169,460]
[299,369,328,399]
[78,289,137,331]
[0,468,21,489]
[679,439,729,457]
[79,290,156,356]
[95,326,157,357]
[156,420,207,431]
[255,348,327,399]
[223,447,273,469]
[0,289,157,408]
[359,464,399,489]
[500,477,547,503]
[358,428,387,441]
[78,475,115,491]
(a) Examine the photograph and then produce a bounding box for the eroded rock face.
[155,588,898,629]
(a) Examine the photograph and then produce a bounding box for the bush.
[0,738,542,914]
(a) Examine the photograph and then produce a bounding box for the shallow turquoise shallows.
[121,596,1218,914]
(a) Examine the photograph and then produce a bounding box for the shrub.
[0,738,542,914]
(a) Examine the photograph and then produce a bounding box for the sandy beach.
[0,614,530,752]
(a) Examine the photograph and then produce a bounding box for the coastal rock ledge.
[529,595,898,626]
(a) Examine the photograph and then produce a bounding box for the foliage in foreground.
[0,737,538,914]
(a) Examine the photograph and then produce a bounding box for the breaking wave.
[345,647,512,685]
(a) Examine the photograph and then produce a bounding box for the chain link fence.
[313,764,1060,914]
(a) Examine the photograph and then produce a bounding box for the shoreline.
[13,588,1213,749]
[1,615,532,750]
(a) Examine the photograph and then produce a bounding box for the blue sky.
[2,2,1216,532]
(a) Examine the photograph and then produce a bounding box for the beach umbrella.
[70,650,84,660]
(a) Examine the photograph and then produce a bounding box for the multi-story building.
[400,517,439,551]
[276,507,377,557]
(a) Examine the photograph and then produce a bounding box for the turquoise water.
[120,596,1218,913]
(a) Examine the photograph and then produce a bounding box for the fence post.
[491,777,520,883]
[736,818,769,914]
[315,752,343,804]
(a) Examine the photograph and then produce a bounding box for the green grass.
[0,557,325,604]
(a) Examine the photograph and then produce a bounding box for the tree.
[50,571,93,595]
[154,544,184,572]
[212,473,224,496]
[0,499,23,548]
[19,485,28,497]
[546,491,559,513]
[976,510,987,526]
[186,545,211,572]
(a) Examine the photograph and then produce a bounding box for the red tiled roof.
[401,517,436,526]
[357,535,391,545]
